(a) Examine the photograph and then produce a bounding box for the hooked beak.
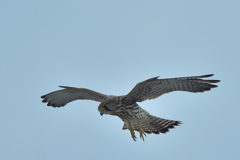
[100,109,104,116]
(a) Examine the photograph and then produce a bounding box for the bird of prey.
[41,74,220,141]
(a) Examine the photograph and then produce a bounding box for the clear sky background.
[1,1,239,160]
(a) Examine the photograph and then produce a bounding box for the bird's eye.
[103,105,111,111]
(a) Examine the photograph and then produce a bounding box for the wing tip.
[41,94,65,108]
[59,86,70,89]
[40,95,46,99]
[46,102,64,108]
[203,74,214,77]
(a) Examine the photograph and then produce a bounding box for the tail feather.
[122,116,181,134]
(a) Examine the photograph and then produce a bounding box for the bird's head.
[98,98,117,116]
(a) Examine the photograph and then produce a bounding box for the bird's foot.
[138,120,146,141]
[128,122,137,141]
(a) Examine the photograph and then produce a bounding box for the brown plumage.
[41,74,220,141]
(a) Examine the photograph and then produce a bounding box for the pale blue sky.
[1,0,239,160]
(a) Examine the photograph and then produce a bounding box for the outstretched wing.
[125,74,220,103]
[41,86,108,107]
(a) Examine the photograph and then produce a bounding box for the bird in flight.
[41,74,220,141]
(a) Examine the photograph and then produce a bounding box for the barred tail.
[122,116,181,134]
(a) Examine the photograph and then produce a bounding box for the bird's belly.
[117,104,149,122]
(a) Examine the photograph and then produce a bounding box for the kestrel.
[41,74,220,141]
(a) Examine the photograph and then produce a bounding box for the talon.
[128,122,137,141]
[138,120,146,141]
